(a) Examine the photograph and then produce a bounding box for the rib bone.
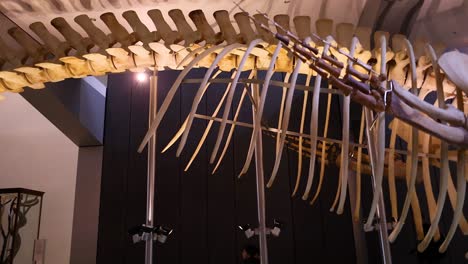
[439,88,467,252]
[389,38,423,242]
[177,42,246,156]
[138,44,226,153]
[268,58,302,187]
[209,39,263,162]
[239,43,283,176]
[364,35,388,231]
[302,37,332,200]
[417,44,450,252]
[336,36,357,215]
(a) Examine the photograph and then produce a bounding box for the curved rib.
[310,82,333,205]
[387,44,409,221]
[183,71,235,171]
[138,44,226,153]
[302,39,332,200]
[161,70,223,153]
[267,59,303,187]
[238,43,284,177]
[276,84,287,152]
[388,38,422,242]
[392,82,466,129]
[364,35,388,230]
[292,72,312,196]
[209,39,264,163]
[162,119,188,154]
[176,44,207,68]
[211,85,249,174]
[353,111,365,221]
[336,37,358,215]
[439,85,466,253]
[390,84,468,147]
[439,89,466,251]
[387,117,399,220]
[417,44,450,252]
[330,170,342,212]
[419,89,439,241]
[176,42,245,157]
[447,168,468,234]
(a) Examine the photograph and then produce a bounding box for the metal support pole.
[364,108,392,264]
[145,72,157,264]
[347,130,368,264]
[347,170,369,264]
[251,76,269,264]
[255,123,268,264]
[375,179,392,264]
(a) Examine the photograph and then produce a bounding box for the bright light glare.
[136,72,148,82]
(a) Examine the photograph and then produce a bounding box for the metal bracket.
[363,218,396,232]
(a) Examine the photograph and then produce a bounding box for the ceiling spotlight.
[128,224,154,244]
[153,225,173,244]
[271,219,284,237]
[238,224,255,239]
[136,72,148,82]
[128,224,173,244]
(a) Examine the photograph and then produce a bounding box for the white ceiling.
[411,0,468,49]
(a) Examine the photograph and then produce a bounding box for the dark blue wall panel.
[98,69,466,264]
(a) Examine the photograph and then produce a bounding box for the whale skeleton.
[0,5,466,255]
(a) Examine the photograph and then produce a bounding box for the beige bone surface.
[389,39,424,242]
[177,42,247,157]
[292,71,312,196]
[439,88,467,252]
[268,59,302,187]
[239,43,284,177]
[208,39,263,163]
[417,45,450,252]
[335,35,356,215]
[302,38,332,201]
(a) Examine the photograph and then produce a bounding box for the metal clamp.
[363,217,395,232]
[383,80,394,108]
[369,81,393,131]
[238,220,284,238]
[128,224,173,244]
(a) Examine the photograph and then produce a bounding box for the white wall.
[0,93,79,264]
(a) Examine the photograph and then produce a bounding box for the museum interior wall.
[0,93,79,264]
